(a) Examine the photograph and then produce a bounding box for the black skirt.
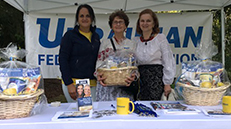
[138,64,164,100]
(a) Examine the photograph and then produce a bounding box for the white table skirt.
[0,101,231,129]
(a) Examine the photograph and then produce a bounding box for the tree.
[0,1,24,48]
[212,5,231,80]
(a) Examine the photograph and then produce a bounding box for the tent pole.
[221,7,225,67]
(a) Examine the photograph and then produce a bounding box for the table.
[0,101,231,129]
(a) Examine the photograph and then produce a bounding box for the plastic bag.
[174,40,230,105]
[98,48,137,69]
[0,43,47,118]
[96,42,139,86]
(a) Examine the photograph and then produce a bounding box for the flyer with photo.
[52,110,91,121]
[202,109,231,116]
[76,79,93,111]
[150,102,201,115]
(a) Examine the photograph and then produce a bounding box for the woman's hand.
[97,72,107,86]
[67,83,77,100]
[164,85,172,97]
[125,73,136,86]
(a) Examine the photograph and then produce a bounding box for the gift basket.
[175,40,230,106]
[0,43,47,119]
[97,49,138,86]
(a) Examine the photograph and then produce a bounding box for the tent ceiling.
[5,0,231,14]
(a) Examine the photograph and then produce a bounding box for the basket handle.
[131,70,140,81]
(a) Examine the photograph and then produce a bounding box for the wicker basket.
[0,89,44,119]
[177,82,230,106]
[97,66,138,86]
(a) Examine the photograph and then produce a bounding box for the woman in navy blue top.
[59,4,100,102]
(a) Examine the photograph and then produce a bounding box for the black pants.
[120,80,139,101]
[138,64,164,100]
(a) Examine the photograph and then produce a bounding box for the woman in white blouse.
[133,9,176,100]
[95,10,136,101]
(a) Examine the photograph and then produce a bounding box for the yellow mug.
[117,97,135,115]
[222,96,231,113]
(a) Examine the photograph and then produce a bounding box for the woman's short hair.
[108,10,129,28]
[75,4,96,26]
[136,9,160,35]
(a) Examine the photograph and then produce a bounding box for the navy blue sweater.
[59,25,100,85]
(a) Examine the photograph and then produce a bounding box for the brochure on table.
[151,101,201,115]
[76,79,93,111]
[52,110,93,121]
[202,109,231,117]
[52,79,93,121]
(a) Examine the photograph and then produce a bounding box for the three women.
[59,4,175,101]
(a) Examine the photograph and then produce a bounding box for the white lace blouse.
[133,33,176,85]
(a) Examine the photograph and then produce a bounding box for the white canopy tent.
[4,0,231,66]
[4,0,231,14]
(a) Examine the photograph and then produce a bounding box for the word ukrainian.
[37,18,203,66]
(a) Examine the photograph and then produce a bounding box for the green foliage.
[224,6,231,81]
[212,5,231,81]
[0,1,24,49]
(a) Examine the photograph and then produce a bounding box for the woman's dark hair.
[75,4,96,26]
[108,10,129,28]
[76,84,84,88]
[76,84,84,97]
[136,9,160,35]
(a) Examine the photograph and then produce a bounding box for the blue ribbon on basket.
[131,101,158,117]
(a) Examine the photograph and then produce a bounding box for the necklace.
[140,33,155,45]
[114,36,125,44]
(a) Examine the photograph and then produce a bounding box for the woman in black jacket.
[59,4,100,102]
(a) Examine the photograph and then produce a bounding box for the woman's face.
[78,7,92,28]
[139,13,154,33]
[77,85,83,95]
[84,85,91,97]
[111,16,126,34]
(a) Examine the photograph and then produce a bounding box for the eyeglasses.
[112,20,125,25]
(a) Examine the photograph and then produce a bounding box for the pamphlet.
[202,109,231,116]
[52,110,91,121]
[76,79,93,111]
[92,110,117,119]
[163,108,201,115]
[150,102,201,115]
[150,102,187,110]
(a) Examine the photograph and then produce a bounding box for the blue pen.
[111,104,115,109]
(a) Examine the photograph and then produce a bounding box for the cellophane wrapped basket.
[0,89,44,119]
[175,40,230,106]
[0,43,47,119]
[97,66,138,86]
[96,49,138,86]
